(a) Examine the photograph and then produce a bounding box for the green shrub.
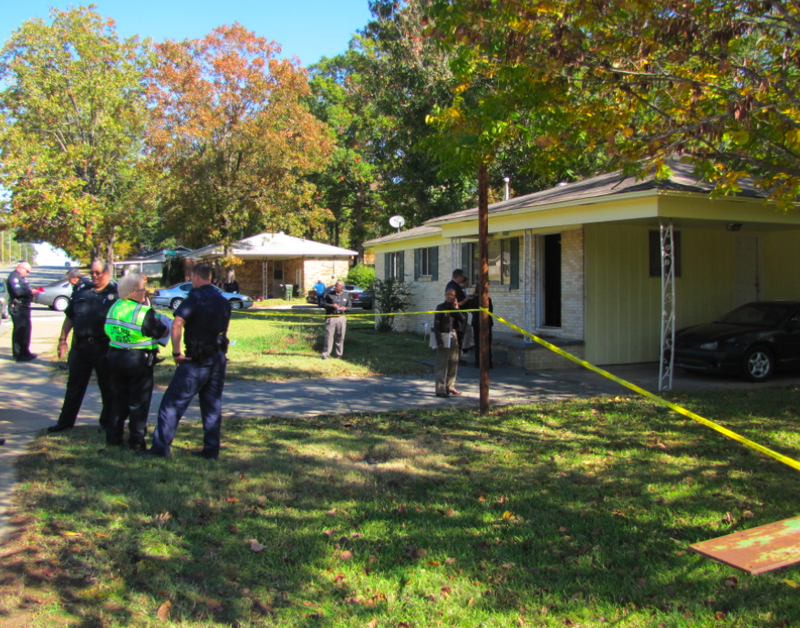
[372,278,413,332]
[345,263,376,288]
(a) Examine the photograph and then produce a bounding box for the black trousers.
[55,342,114,429]
[106,348,154,450]
[472,325,493,368]
[10,303,32,360]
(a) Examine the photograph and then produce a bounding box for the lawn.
[3,389,800,627]
[50,309,432,386]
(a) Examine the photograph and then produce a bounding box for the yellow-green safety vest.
[105,299,159,350]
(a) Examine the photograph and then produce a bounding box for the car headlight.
[699,341,718,350]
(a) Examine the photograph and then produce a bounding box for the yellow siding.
[763,231,800,300]
[585,224,737,364]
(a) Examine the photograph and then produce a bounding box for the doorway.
[536,233,562,327]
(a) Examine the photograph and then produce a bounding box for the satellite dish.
[389,215,406,231]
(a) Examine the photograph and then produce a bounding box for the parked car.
[152,282,254,310]
[306,284,373,309]
[0,280,8,319]
[36,279,75,312]
[673,301,800,382]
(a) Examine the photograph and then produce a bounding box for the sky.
[3,0,374,265]
[2,0,373,67]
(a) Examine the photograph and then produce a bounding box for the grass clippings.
[3,389,800,627]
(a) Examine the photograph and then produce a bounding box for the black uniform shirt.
[323,290,352,316]
[66,282,119,343]
[175,284,231,348]
[433,302,466,346]
[6,270,34,306]
[141,308,168,340]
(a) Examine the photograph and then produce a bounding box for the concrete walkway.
[3,312,800,541]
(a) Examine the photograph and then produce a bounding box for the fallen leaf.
[369,555,377,564]
[62,531,81,537]
[366,619,378,628]
[249,540,265,553]
[157,600,171,621]
[340,550,354,561]
[720,512,734,524]
[784,579,800,588]
[334,572,345,583]
[441,586,452,595]
[724,576,739,588]
[428,560,441,567]
[559,526,569,533]
[226,497,240,503]
[477,493,486,502]
[398,622,411,628]
[326,508,338,516]
[741,510,754,519]
[444,557,457,565]
[715,611,726,620]
[443,508,455,517]
[205,599,222,611]
[229,525,239,534]
[252,599,274,615]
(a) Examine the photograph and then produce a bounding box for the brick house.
[190,232,356,299]
[363,163,800,369]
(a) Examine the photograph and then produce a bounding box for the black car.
[306,284,373,310]
[674,301,800,382]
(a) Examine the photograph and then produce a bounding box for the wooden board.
[689,515,800,575]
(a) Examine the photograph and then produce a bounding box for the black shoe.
[458,359,468,366]
[191,450,218,460]
[47,424,73,434]
[16,353,37,362]
[0,438,5,446]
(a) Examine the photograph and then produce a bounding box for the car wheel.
[230,299,242,310]
[53,296,69,312]
[170,297,184,310]
[742,347,774,382]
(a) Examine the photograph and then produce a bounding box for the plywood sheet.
[689,515,800,575]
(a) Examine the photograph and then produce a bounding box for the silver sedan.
[152,282,254,310]
[35,279,74,312]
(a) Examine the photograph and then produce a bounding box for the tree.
[428,0,800,207]
[0,6,153,263]
[147,24,334,252]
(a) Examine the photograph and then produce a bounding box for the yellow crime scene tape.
[238,305,800,472]
[487,309,800,474]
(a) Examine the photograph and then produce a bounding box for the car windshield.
[715,304,792,326]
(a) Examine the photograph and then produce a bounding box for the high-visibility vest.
[105,299,159,350]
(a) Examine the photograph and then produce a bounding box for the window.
[414,246,438,280]
[384,251,405,280]
[649,230,682,278]
[466,238,519,288]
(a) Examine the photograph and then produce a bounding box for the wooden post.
[478,163,490,415]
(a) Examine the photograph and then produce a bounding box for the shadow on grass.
[3,390,800,626]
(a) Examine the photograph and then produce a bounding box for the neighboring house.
[189,232,357,298]
[113,247,193,278]
[363,163,800,369]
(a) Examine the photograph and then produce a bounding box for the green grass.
[3,389,800,627]
[50,309,431,386]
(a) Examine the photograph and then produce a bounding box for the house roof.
[190,232,357,260]
[426,161,767,226]
[363,162,769,247]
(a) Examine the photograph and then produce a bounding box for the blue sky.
[2,0,373,68]
[3,1,374,264]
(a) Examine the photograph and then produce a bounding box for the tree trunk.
[478,163,490,415]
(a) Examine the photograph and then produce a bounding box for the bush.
[372,278,413,332]
[346,263,376,289]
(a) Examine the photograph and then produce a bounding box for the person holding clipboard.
[432,287,466,397]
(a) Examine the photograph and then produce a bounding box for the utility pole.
[478,163,490,415]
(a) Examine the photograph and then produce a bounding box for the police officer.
[6,260,38,362]
[48,260,118,434]
[66,268,91,298]
[321,280,351,359]
[104,273,168,451]
[145,264,231,459]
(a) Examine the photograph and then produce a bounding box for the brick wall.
[302,258,351,295]
[374,228,587,368]
[236,261,263,297]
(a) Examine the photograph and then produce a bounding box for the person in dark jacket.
[6,260,38,361]
[321,280,351,359]
[465,286,494,368]
[104,273,168,451]
[48,260,118,433]
[433,287,466,397]
[145,264,232,459]
[445,269,470,365]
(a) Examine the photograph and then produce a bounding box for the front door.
[734,236,759,307]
